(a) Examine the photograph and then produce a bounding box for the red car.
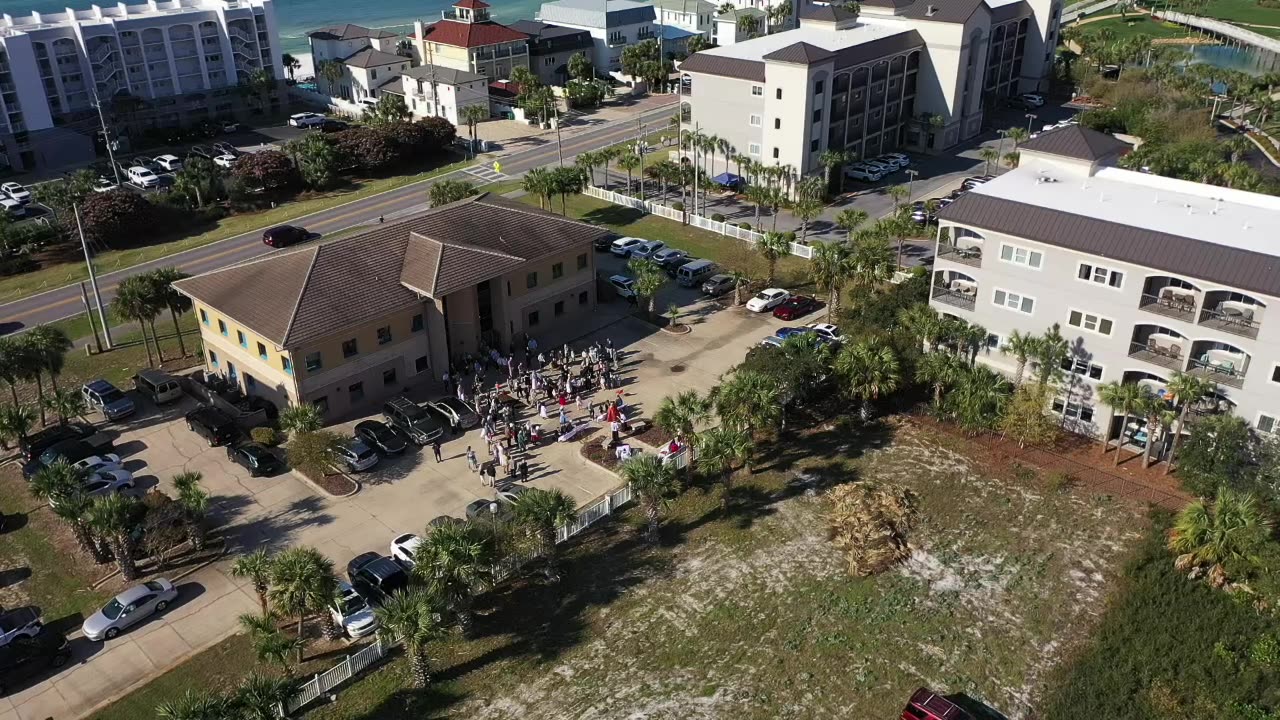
[901,688,973,720]
[772,295,819,320]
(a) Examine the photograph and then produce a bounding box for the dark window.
[527,272,538,289]
[774,118,780,130]
[209,350,219,366]
[377,325,392,345]
[342,339,358,358]
[282,357,293,374]
[411,313,424,332]
[315,396,329,414]
[775,87,782,99]
[349,381,364,401]
[810,139,819,152]
[383,368,397,386]
[576,253,588,270]
[552,262,563,279]
[554,300,565,316]
[200,309,208,324]
[415,355,429,373]
[236,330,246,347]
[256,342,267,360]
[772,147,779,159]
[217,319,227,336]
[814,79,824,95]
[305,352,322,371]
[529,310,540,326]
[812,108,822,123]
[579,290,589,304]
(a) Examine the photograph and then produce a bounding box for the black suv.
[0,629,71,696]
[226,442,282,477]
[381,397,445,445]
[184,406,239,446]
[262,225,310,249]
[19,422,98,463]
[22,435,115,479]
[347,552,409,605]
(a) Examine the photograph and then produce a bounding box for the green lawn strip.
[517,193,810,288]
[1038,514,1280,719]
[0,157,472,303]
[86,635,259,720]
[1081,15,1190,39]
[1169,0,1280,25]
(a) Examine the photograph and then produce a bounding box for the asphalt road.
[0,99,677,334]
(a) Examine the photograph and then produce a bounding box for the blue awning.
[713,172,742,186]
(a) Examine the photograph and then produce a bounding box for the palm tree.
[792,177,826,245]
[234,673,297,720]
[728,269,750,307]
[42,387,85,425]
[575,149,601,186]
[511,488,577,581]
[11,337,45,425]
[278,403,323,434]
[696,425,752,510]
[1161,372,1213,476]
[818,149,848,193]
[835,208,868,242]
[756,232,791,286]
[173,472,210,551]
[0,403,35,451]
[1032,324,1069,387]
[410,522,495,634]
[268,546,337,662]
[86,493,143,581]
[897,303,941,350]
[713,370,783,440]
[1005,126,1029,150]
[112,274,162,367]
[25,325,73,395]
[232,549,274,613]
[949,365,1011,434]
[374,589,444,689]
[618,454,679,542]
[1003,330,1040,388]
[156,689,234,720]
[1097,381,1144,465]
[617,152,641,195]
[149,267,192,357]
[30,462,107,561]
[654,390,709,446]
[239,610,300,674]
[916,350,961,409]
[460,104,488,154]
[522,166,554,210]
[809,241,849,323]
[0,336,25,406]
[979,146,1001,175]
[836,339,901,421]
[1168,487,1270,584]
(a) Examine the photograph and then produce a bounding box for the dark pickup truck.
[19,423,99,464]
[21,434,115,479]
[184,406,240,447]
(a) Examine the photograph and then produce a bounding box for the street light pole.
[75,203,112,349]
[91,87,122,187]
[1025,113,1038,135]
[996,129,1009,173]
[905,168,918,204]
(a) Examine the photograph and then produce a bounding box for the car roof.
[609,274,632,283]
[113,583,156,604]
[156,154,178,160]
[83,379,117,392]
[356,419,390,431]
[612,236,641,243]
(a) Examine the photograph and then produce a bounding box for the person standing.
[519,459,529,484]
[611,419,621,446]
[431,438,443,463]
[485,462,497,487]
[465,446,478,473]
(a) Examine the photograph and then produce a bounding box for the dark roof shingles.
[678,53,766,81]
[1019,125,1132,162]
[308,24,396,41]
[763,41,836,64]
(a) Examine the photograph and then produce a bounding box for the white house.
[379,64,490,124]
[308,25,410,109]
[537,0,658,74]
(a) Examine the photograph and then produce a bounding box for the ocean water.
[0,0,547,56]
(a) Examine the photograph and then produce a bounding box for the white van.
[133,369,183,405]
[676,259,717,287]
[127,166,160,188]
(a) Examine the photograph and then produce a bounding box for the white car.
[73,454,124,473]
[1,182,31,204]
[861,159,894,174]
[806,322,844,343]
[126,166,160,188]
[213,154,237,169]
[610,236,645,257]
[0,197,24,218]
[629,240,667,261]
[875,155,906,170]
[390,533,422,569]
[153,154,183,172]
[1019,93,1045,108]
[845,166,882,183]
[746,288,790,313]
[288,112,324,128]
[880,153,910,169]
[329,581,378,639]
[92,176,118,193]
[50,468,134,507]
[608,275,637,300]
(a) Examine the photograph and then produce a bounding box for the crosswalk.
[463,165,510,183]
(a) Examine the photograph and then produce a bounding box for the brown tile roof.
[763,41,836,64]
[833,30,924,68]
[936,193,1280,299]
[899,0,987,22]
[341,48,408,69]
[174,195,608,347]
[1019,125,1132,162]
[989,0,1031,22]
[308,24,397,41]
[798,3,862,22]
[678,52,766,81]
[418,19,528,48]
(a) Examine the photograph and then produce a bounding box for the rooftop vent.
[925,4,936,15]
[1035,175,1058,184]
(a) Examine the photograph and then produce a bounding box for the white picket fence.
[1153,10,1280,55]
[282,637,390,715]
[583,186,814,260]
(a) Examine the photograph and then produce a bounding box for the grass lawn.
[85,635,260,720]
[1169,0,1280,26]
[1079,15,1191,39]
[0,156,472,304]
[518,193,810,288]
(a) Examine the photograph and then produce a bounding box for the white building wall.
[681,71,763,165]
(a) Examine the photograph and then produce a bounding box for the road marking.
[463,166,509,183]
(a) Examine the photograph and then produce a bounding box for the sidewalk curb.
[290,468,361,498]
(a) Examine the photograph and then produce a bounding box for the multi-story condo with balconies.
[0,0,281,172]
[411,0,530,80]
[677,0,1059,179]
[930,124,1280,457]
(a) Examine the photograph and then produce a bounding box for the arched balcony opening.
[931,269,976,312]
[1139,275,1201,323]
[1127,324,1186,372]
[937,226,983,267]
[1187,339,1249,389]
[1198,289,1264,340]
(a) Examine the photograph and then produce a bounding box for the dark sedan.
[262,225,310,249]
[772,295,820,321]
[354,420,407,454]
[227,442,282,477]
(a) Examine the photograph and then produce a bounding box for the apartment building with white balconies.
[0,0,282,172]
[930,124,1280,456]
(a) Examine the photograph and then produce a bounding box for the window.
[282,357,292,375]
[1051,398,1095,422]
[342,339,358,358]
[209,350,219,367]
[528,310,540,326]
[377,325,392,345]
[527,272,538,289]
[579,290,589,304]
[1273,364,1280,384]
[314,396,329,415]
[1068,310,1113,336]
[814,79,824,95]
[236,330,247,348]
[986,333,1002,350]
[752,84,763,96]
[749,113,762,126]
[217,319,227,336]
[810,139,819,152]
[412,313,424,332]
[257,342,267,360]
[552,262,563,279]
[305,352,322,372]
[749,143,761,156]
[999,243,1043,269]
[577,253,588,270]
[349,381,364,402]
[245,374,256,390]
[383,368,397,386]
[772,147,779,159]
[1077,262,1124,288]
[1060,357,1104,381]
[992,288,1035,314]
[776,88,782,99]
[554,300,565,316]
[415,355,429,373]
[774,118,781,129]
[1258,413,1278,435]
[200,309,208,325]
[813,109,822,123]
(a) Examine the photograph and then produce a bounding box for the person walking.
[519,460,529,484]
[431,438,443,463]
[485,462,497,487]
[517,426,528,453]
[465,446,478,473]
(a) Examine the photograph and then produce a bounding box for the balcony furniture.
[1158,288,1196,314]
[1198,353,1236,374]
[956,246,981,260]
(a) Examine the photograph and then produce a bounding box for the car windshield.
[341,593,368,614]
[100,388,124,403]
[38,448,65,465]
[354,447,376,461]
[754,292,771,301]
[101,598,125,620]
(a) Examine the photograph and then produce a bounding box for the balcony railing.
[1187,357,1246,389]
[1138,292,1196,323]
[1198,306,1260,340]
[931,285,976,311]
[936,244,982,268]
[90,43,115,65]
[1128,341,1183,371]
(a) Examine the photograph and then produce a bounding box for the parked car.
[860,159,894,174]
[961,175,994,191]
[329,581,378,639]
[805,322,844,343]
[629,240,667,261]
[593,235,614,251]
[126,166,161,188]
[59,468,134,506]
[664,256,697,279]
[92,176,118,193]
[131,156,160,172]
[0,629,71,696]
[495,482,530,506]
[609,236,645,257]
[132,369,183,405]
[1019,92,1045,108]
[187,145,212,159]
[0,182,30,204]
[81,379,136,422]
[22,435,115,479]
[746,288,790,313]
[262,224,309,248]
[758,336,784,348]
[427,398,479,431]
[465,497,509,522]
[19,422,100,464]
[900,687,973,720]
[221,121,240,133]
[184,406,239,447]
[337,439,380,473]
[701,274,736,296]
[288,112,325,128]
[881,152,911,168]
[213,154,237,169]
[0,197,25,218]
[354,420,407,454]
[910,201,936,226]
[652,248,688,267]
[319,119,349,132]
[0,608,42,648]
[772,295,819,320]
[153,154,183,172]
[845,165,883,183]
[346,553,408,605]
[72,454,123,473]
[382,396,444,445]
[774,326,815,340]
[82,579,179,641]
[875,154,907,170]
[389,533,422,569]
[226,443,282,477]
[212,142,239,157]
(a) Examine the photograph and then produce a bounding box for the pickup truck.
[184,406,240,447]
[22,434,116,479]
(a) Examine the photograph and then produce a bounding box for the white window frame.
[986,332,1003,351]
[1060,356,1104,381]
[748,142,761,156]
[751,84,763,96]
[1067,308,1114,336]
[1256,412,1278,435]
[749,113,762,126]
[1052,397,1095,423]
[999,242,1044,270]
[1076,261,1124,290]
[992,287,1035,315]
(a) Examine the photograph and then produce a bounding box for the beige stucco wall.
[193,302,299,410]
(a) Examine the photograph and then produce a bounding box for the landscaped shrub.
[1046,470,1076,493]
[80,190,158,247]
[711,213,726,222]
[783,231,796,242]
[250,426,278,447]
[672,202,684,212]
[230,149,299,195]
[739,222,752,230]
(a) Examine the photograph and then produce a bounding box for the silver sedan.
[82,579,178,641]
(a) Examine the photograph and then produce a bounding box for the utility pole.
[75,204,112,349]
[91,87,122,187]
[905,168,918,204]
[635,111,645,199]
[553,102,565,166]
[79,282,103,354]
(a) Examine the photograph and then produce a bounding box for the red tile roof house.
[410,0,531,81]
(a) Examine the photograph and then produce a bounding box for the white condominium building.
[931,124,1280,456]
[0,0,282,172]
